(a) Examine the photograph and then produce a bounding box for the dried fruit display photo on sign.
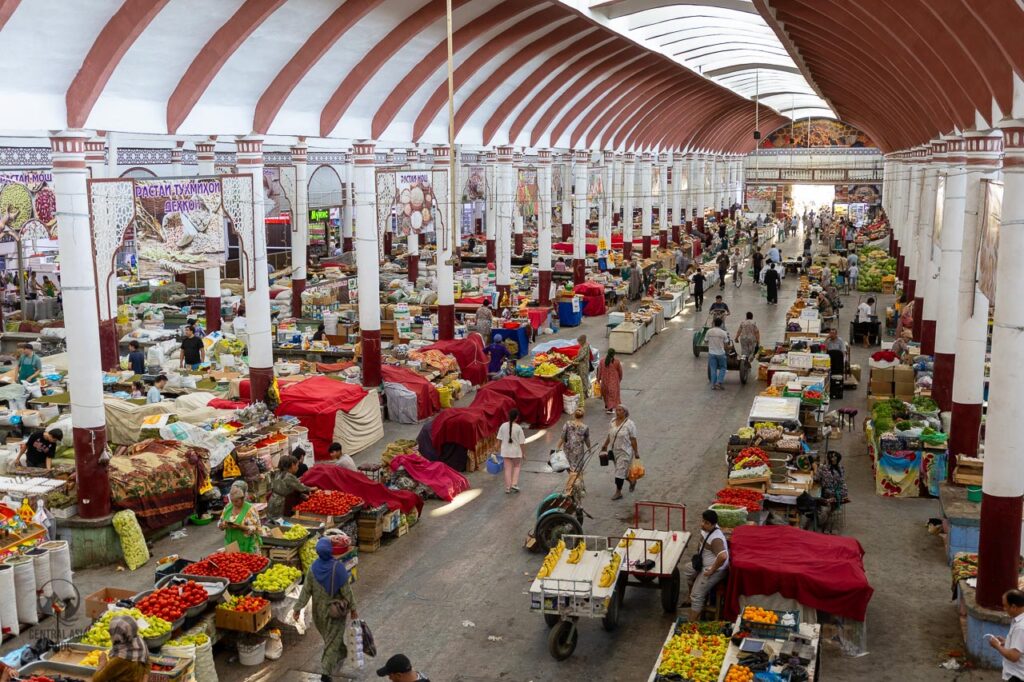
[0,170,57,240]
[133,177,227,278]
[394,171,436,235]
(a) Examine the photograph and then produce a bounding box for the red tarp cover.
[389,454,470,502]
[237,375,307,402]
[381,365,441,420]
[423,335,489,385]
[610,235,644,246]
[302,464,422,513]
[525,307,551,331]
[723,525,874,622]
[475,376,565,428]
[317,361,356,373]
[430,391,516,452]
[457,295,487,305]
[275,376,368,457]
[552,242,597,254]
[207,398,247,410]
[573,281,607,316]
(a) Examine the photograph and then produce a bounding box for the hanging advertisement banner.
[132,176,227,278]
[588,169,604,223]
[551,164,564,224]
[977,180,1002,304]
[847,184,881,205]
[464,165,486,201]
[0,169,57,240]
[263,166,297,227]
[394,171,436,236]
[515,166,538,221]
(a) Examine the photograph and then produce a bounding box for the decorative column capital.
[658,151,669,165]
[512,150,524,165]
[623,151,636,164]
[405,148,420,166]
[573,149,590,164]
[999,125,1024,168]
[235,135,264,166]
[195,140,216,159]
[50,130,90,169]
[963,130,1003,169]
[289,142,308,164]
[537,148,552,165]
[485,150,497,164]
[431,145,450,166]
[640,151,653,164]
[352,141,376,165]
[496,145,514,163]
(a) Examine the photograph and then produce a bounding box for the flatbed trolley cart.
[614,501,692,614]
[529,534,628,660]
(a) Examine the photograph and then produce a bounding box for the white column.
[950,131,1001,460]
[235,136,273,402]
[572,149,589,283]
[51,131,111,517]
[904,152,925,307]
[919,142,940,353]
[693,153,706,225]
[932,137,963,411]
[496,145,515,307]
[342,151,354,251]
[537,149,554,305]
[290,141,309,318]
[84,136,117,368]
[405,148,420,282]
[623,152,636,258]
[560,153,573,241]
[671,151,683,239]
[352,142,382,386]
[612,153,623,228]
[196,140,222,331]
[975,123,1023,610]
[433,145,455,339]
[639,152,653,257]
[686,153,697,226]
[171,141,184,177]
[658,151,669,247]
[484,150,497,263]
[602,150,614,252]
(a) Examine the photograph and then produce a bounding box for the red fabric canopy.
[389,454,470,502]
[275,376,369,458]
[207,398,247,410]
[381,365,441,420]
[573,281,607,316]
[525,307,551,331]
[552,242,597,254]
[610,235,644,246]
[475,376,565,428]
[316,361,356,373]
[457,295,487,305]
[430,391,516,452]
[237,375,306,402]
[723,525,874,622]
[423,335,488,385]
[301,464,422,514]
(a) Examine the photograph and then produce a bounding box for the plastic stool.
[837,407,858,431]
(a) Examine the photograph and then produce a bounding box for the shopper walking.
[734,312,760,358]
[496,408,525,493]
[681,509,730,622]
[575,334,592,397]
[731,248,743,287]
[691,268,707,311]
[92,615,149,682]
[763,262,781,305]
[556,408,591,471]
[751,247,764,284]
[716,250,730,290]
[293,536,359,682]
[474,300,493,344]
[706,318,730,390]
[989,589,1024,681]
[601,405,639,500]
[218,480,262,554]
[596,347,623,413]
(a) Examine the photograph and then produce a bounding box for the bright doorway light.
[791,184,835,214]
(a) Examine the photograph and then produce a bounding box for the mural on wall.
[744,185,776,214]
[262,166,296,219]
[394,171,436,236]
[761,119,875,149]
[552,164,564,224]
[0,170,57,240]
[464,165,486,202]
[516,166,538,221]
[587,169,604,223]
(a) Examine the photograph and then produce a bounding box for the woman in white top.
[496,408,526,494]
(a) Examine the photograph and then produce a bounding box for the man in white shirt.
[857,297,875,323]
[990,589,1024,681]
[327,442,357,471]
[705,318,731,390]
[682,509,730,622]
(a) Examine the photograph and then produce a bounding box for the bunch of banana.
[599,553,623,587]
[567,540,587,564]
[536,539,566,579]
[650,541,662,554]
[618,530,636,549]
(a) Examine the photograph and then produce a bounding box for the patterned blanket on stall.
[109,439,210,531]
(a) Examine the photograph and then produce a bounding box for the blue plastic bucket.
[485,455,504,475]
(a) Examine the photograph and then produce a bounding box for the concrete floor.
[4,227,1001,681]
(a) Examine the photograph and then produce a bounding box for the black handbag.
[359,619,377,657]
[691,532,710,572]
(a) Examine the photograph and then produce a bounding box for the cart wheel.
[635,574,656,585]
[692,333,702,358]
[548,620,578,660]
[544,613,561,629]
[739,359,750,385]
[535,512,583,552]
[602,585,621,632]
[660,568,680,613]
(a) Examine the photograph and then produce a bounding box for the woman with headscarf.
[293,536,358,682]
[600,405,640,500]
[575,335,592,398]
[266,455,313,519]
[596,347,623,413]
[92,615,149,682]
[218,480,262,554]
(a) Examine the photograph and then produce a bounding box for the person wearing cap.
[377,654,430,681]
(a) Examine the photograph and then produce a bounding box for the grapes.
[253,564,301,592]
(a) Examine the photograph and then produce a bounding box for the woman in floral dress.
[556,408,591,471]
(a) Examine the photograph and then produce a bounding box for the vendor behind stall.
[328,442,357,471]
[18,427,61,470]
[266,455,313,519]
[127,341,145,375]
[219,480,262,553]
[147,375,167,404]
[179,325,205,370]
[92,615,149,682]
[16,343,41,383]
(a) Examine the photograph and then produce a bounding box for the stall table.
[716,620,821,682]
[491,324,531,358]
[748,396,801,425]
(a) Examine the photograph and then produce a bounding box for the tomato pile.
[184,552,268,583]
[136,581,208,622]
[293,490,363,516]
[732,446,770,470]
[715,487,764,512]
[220,595,269,613]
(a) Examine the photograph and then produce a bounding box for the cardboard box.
[850,364,862,382]
[870,367,895,381]
[894,379,916,396]
[869,380,893,396]
[215,601,272,632]
[86,587,138,619]
[893,365,915,381]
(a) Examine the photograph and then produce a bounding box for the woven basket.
[709,503,748,528]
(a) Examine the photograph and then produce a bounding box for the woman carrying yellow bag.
[627,460,645,484]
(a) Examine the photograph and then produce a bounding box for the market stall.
[380,364,441,423]
[303,463,422,514]
[475,376,566,428]
[427,390,517,472]
[108,439,211,531]
[572,281,607,317]
[275,376,384,458]
[423,336,489,385]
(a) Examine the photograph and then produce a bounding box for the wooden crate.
[266,546,299,566]
[952,467,983,486]
[359,538,381,553]
[726,475,770,492]
[215,602,272,632]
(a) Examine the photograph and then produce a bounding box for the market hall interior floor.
[38,230,994,681]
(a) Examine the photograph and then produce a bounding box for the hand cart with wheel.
[613,501,691,614]
[691,310,730,357]
[703,346,753,385]
[529,534,628,660]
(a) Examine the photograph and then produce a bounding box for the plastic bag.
[592,380,601,398]
[264,629,283,660]
[21,381,41,399]
[547,450,570,473]
[627,461,645,483]
[344,618,365,670]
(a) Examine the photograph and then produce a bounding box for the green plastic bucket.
[966,486,982,503]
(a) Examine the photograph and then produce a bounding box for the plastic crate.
[740,609,800,639]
